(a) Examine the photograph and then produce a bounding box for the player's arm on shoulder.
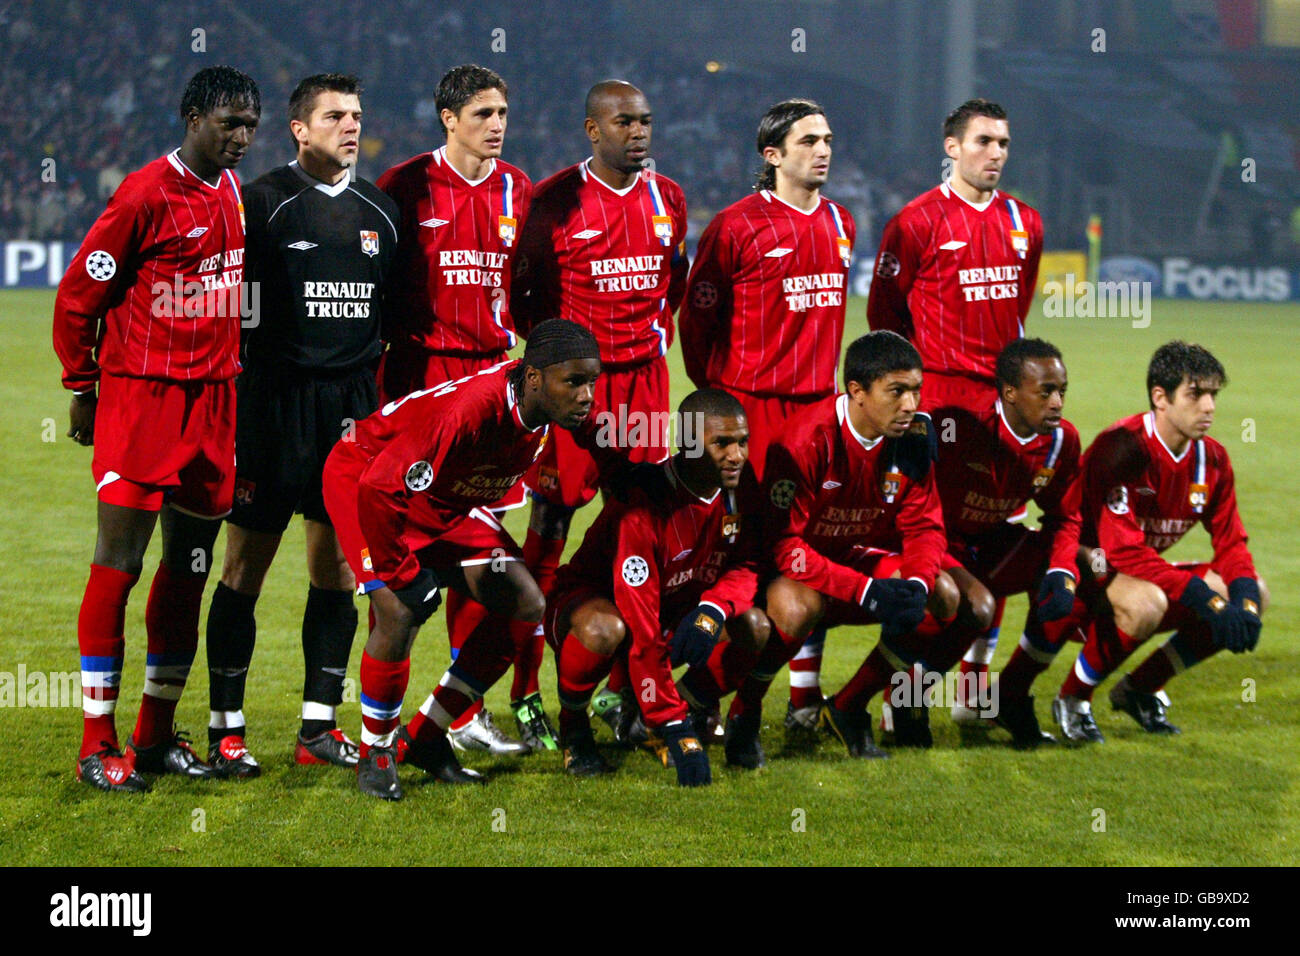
[1019,206,1045,317]
[510,197,558,337]
[894,417,946,590]
[679,215,735,389]
[865,212,916,336]
[665,184,690,317]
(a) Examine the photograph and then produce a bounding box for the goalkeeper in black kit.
[202,73,400,776]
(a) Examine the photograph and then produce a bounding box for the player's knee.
[729,607,772,653]
[575,613,625,656]
[1111,585,1165,636]
[511,581,547,624]
[929,571,961,621]
[765,578,818,638]
[959,582,997,630]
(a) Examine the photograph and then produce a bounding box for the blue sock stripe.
[985,626,1000,651]
[359,692,403,720]
[1076,651,1102,683]
[146,651,197,667]
[80,655,123,671]
[447,661,489,696]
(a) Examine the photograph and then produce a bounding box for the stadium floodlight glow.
[705,60,723,73]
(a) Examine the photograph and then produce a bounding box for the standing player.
[202,74,398,777]
[510,79,688,749]
[679,98,855,730]
[916,339,1083,749]
[53,67,261,791]
[544,390,768,785]
[806,98,1045,720]
[1003,342,1266,742]
[320,321,638,799]
[689,332,953,767]
[377,64,534,754]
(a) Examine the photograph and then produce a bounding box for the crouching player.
[544,390,768,786]
[1003,341,1266,742]
[322,320,638,799]
[911,338,1084,749]
[694,331,953,766]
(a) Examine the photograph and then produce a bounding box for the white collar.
[1144,411,1191,463]
[761,189,822,216]
[435,146,495,187]
[941,178,998,212]
[289,160,350,196]
[582,159,641,196]
[166,149,223,191]
[837,393,883,451]
[668,456,720,504]
[996,398,1037,446]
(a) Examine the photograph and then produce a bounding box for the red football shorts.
[527,358,670,510]
[726,389,824,482]
[321,442,522,595]
[91,372,236,517]
[941,523,1059,598]
[920,370,998,416]
[377,346,506,406]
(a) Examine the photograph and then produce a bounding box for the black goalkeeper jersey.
[241,162,399,372]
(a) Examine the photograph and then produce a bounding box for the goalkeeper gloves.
[391,568,442,627]
[670,604,725,668]
[1228,577,1263,651]
[1036,570,1078,622]
[862,578,928,634]
[1180,576,1250,653]
[660,717,711,787]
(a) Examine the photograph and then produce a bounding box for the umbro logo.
[967,462,991,473]
[187,227,209,238]
[939,240,967,251]
[572,229,602,240]
[765,247,793,258]
[473,463,495,472]
[822,480,841,489]
[287,241,317,250]
[671,549,694,562]
[1136,486,1157,495]
[420,217,449,229]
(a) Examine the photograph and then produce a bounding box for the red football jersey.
[556,458,763,726]
[1079,412,1256,598]
[53,150,246,389]
[343,361,616,589]
[377,147,532,355]
[867,182,1043,383]
[764,396,946,603]
[513,161,687,366]
[680,190,856,398]
[934,399,1082,574]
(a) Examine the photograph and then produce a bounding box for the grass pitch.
[1,289,1296,866]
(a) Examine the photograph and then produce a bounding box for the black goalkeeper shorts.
[229,364,378,534]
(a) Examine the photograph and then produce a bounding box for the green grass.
[1,289,1296,865]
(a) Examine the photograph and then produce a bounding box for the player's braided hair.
[996,338,1063,390]
[843,330,921,389]
[510,319,601,391]
[943,98,1007,142]
[1146,341,1227,409]
[436,64,508,133]
[180,66,261,121]
[754,98,825,191]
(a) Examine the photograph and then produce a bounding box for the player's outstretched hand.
[862,578,928,634]
[391,568,443,627]
[68,392,96,446]
[608,461,672,503]
[670,604,725,668]
[661,717,711,786]
[1180,576,1249,653]
[1036,570,1078,622]
[1228,577,1263,651]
